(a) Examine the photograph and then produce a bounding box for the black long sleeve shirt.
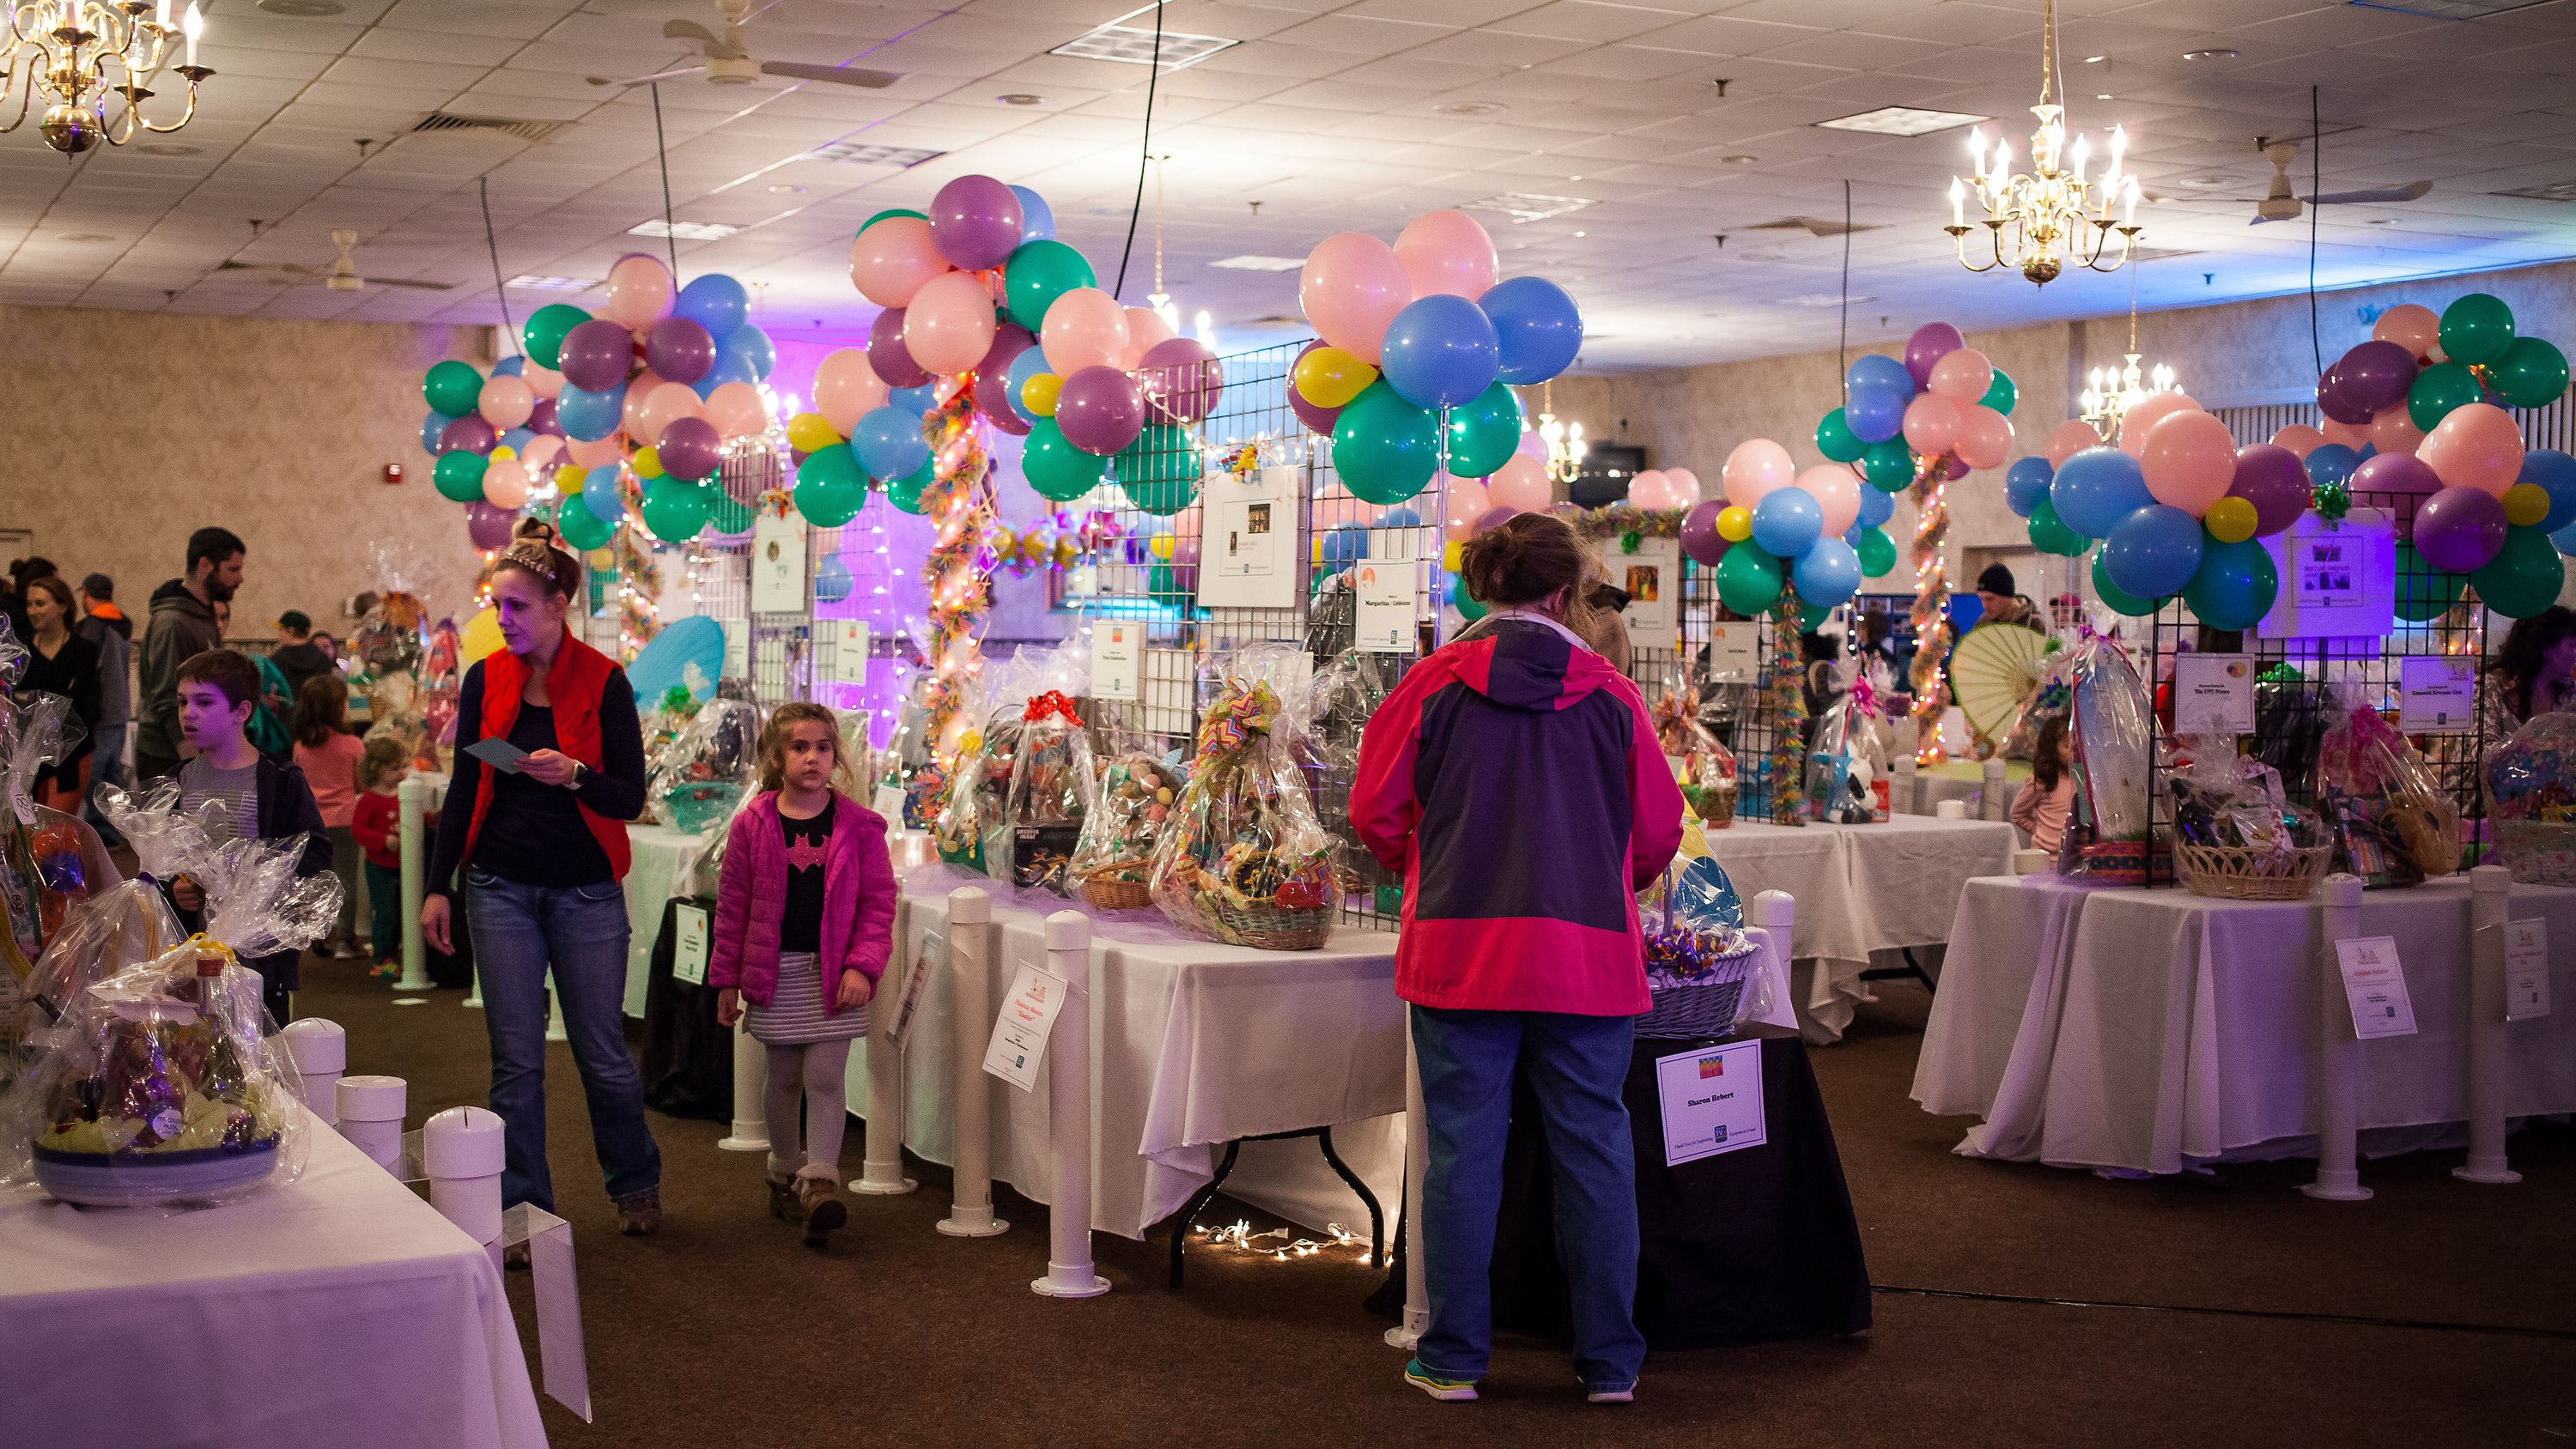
[427,658,647,895]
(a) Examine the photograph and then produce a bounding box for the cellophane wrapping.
[1002,697,1095,897]
[2487,711,2576,886]
[2055,634,2157,882]
[1805,688,1891,824]
[2316,685,2460,887]
[1652,671,1737,827]
[1069,752,1185,906]
[3,679,113,1046]
[1149,645,1338,947]
[6,786,204,1082]
[649,685,763,834]
[1637,855,1773,1035]
[932,664,1013,875]
[2168,738,2329,857]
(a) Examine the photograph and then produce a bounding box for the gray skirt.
[746,950,870,1046]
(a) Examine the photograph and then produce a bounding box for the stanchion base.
[392,997,427,1007]
[392,974,434,993]
[2453,1164,2522,1185]
[462,996,484,1010]
[2299,1179,2372,1202]
[937,1212,1010,1238]
[854,1173,918,1196]
[1032,1270,1110,1299]
[1382,1324,1423,1350]
[717,1131,769,1153]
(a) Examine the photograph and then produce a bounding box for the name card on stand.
[1653,1040,1766,1166]
[2397,657,2475,733]
[2172,652,2253,736]
[670,904,709,987]
[2502,919,2551,1022]
[884,930,939,1051]
[1091,621,1143,701]
[2335,936,2417,1040]
[1354,561,1419,653]
[982,960,1069,1092]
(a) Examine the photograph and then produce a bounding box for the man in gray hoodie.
[136,527,243,784]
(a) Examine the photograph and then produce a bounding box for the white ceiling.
[3,0,2573,370]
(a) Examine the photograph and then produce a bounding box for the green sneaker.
[1403,1359,1478,1402]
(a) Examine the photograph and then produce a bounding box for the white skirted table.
[1913,874,2576,1175]
[619,824,714,1017]
[0,1124,546,1449]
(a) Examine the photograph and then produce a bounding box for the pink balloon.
[1902,393,1962,458]
[1486,453,1552,512]
[2368,404,2423,458]
[522,360,563,399]
[1927,348,1993,405]
[1799,464,1861,537]
[903,270,999,375]
[2137,408,2236,516]
[2321,415,2372,451]
[1628,469,1669,507]
[1443,477,1492,542]
[621,370,668,439]
[565,433,623,468]
[518,433,563,474]
[1394,209,1498,300]
[482,457,530,510]
[702,380,769,440]
[1516,430,1549,463]
[1953,405,2014,471]
[2117,390,2197,456]
[635,380,703,443]
[2044,419,2100,469]
[1662,468,1702,506]
[849,217,950,309]
[477,373,535,430]
[598,254,674,329]
[2372,303,2440,362]
[1040,287,1130,374]
[2269,423,2326,460]
[1722,439,1795,508]
[812,348,888,433]
[1121,306,1176,371]
[1299,233,1408,364]
[2417,401,2525,498]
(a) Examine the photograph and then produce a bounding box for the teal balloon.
[886,458,933,515]
[2438,292,2515,367]
[1980,368,2018,415]
[860,208,927,233]
[2028,496,2087,556]
[423,360,483,418]
[2406,361,2484,433]
[639,480,708,543]
[1024,418,1108,502]
[1861,437,1914,492]
[2090,550,2160,618]
[522,304,588,371]
[798,441,865,492]
[1443,381,1522,478]
[433,449,488,502]
[1716,544,1784,615]
[1332,381,1438,505]
[1798,604,1832,634]
[1450,573,1485,621]
[2181,537,2278,631]
[1856,524,1897,578]
[2470,524,2567,619]
[1003,239,1094,331]
[1116,422,1200,515]
[2492,336,2570,409]
[794,446,866,526]
[2392,541,2464,622]
[1814,408,1865,464]
[557,494,615,551]
[703,481,752,537]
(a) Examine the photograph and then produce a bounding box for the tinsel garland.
[1552,503,1688,542]
[1768,585,1807,825]
[1906,458,1953,766]
[613,518,661,663]
[918,373,997,768]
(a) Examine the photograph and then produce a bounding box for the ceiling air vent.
[807,141,946,167]
[1461,192,1593,223]
[407,113,563,144]
[1744,216,1880,239]
[2494,181,2576,203]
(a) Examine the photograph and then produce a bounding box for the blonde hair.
[758,702,860,796]
[495,518,583,600]
[1568,554,1632,672]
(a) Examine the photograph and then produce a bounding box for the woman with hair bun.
[424,519,664,1244]
[1351,510,1683,1406]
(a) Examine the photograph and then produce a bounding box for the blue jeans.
[1413,1005,1644,1390]
[465,870,661,1212]
[83,723,129,846]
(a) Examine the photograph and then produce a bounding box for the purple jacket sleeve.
[842,808,897,984]
[1622,688,1686,892]
[707,804,756,992]
[1351,669,1431,875]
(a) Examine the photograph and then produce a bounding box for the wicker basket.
[1636,945,1761,1039]
[2495,820,2576,887]
[1079,871,1154,912]
[2172,841,2333,900]
[1203,896,1332,950]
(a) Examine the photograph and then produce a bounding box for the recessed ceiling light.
[1461,191,1594,222]
[2366,217,2399,225]
[2172,173,2240,190]
[806,140,946,167]
[60,233,113,244]
[629,219,741,240]
[137,141,199,155]
[2082,55,2105,64]
[2182,47,2239,60]
[1051,20,1236,70]
[2096,93,2113,100]
[1436,100,1507,117]
[997,94,1043,106]
[1572,230,1586,238]
[1206,254,1306,272]
[1815,106,1986,137]
[1718,154,1758,165]
[257,0,345,14]
[505,275,595,292]
[767,184,807,194]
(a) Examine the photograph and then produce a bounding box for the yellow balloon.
[633,446,664,480]
[1293,346,1377,409]
[1716,505,1753,543]
[2202,495,2257,544]
[1310,534,1326,565]
[489,445,516,462]
[2502,482,2552,529]
[787,411,841,454]
[1443,540,1464,571]
[1021,372,1062,418]
[1150,533,1176,561]
[552,464,585,493]
[459,607,506,666]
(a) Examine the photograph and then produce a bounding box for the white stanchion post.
[461,961,484,1010]
[718,1015,769,1152]
[939,887,1008,1238]
[280,1018,344,1127]
[1383,1018,1429,1351]
[1980,759,2008,822]
[1891,756,1918,815]
[425,1106,507,1249]
[545,970,568,1043]
[1750,888,1795,959]
[2303,874,2372,1202]
[395,777,431,991]
[858,900,917,1196]
[337,1074,407,1172]
[1033,911,1108,1298]
[2456,864,2521,1185]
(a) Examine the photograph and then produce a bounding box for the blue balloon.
[675,273,750,337]
[1479,276,1583,385]
[1004,349,1051,424]
[1845,353,1913,399]
[2518,448,2576,534]
[2554,519,2576,558]
[2182,537,2279,631]
[2005,455,2055,518]
[721,324,775,381]
[2306,443,2361,490]
[499,426,536,455]
[813,555,855,604]
[556,381,626,442]
[1376,506,1423,530]
[2052,446,2154,540]
[582,464,627,522]
[1751,486,1823,557]
[694,348,758,399]
[1008,185,1055,242]
[853,404,930,481]
[1321,523,1368,569]
[1844,385,1906,445]
[2101,504,2205,600]
[420,410,453,455]
[892,382,939,415]
[1792,536,1862,607]
[1379,294,1500,409]
[492,355,526,378]
[1856,486,1894,530]
[2355,443,2378,462]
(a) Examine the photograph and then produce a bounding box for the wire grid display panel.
[669,536,750,688]
[1667,556,1793,822]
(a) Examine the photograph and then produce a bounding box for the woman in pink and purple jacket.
[710,702,896,1246]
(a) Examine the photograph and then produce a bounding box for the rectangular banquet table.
[0,1124,547,1449]
[1913,875,2576,1174]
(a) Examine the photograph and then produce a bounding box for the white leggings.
[762,1040,853,1185]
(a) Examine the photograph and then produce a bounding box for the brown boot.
[797,1176,847,1247]
[767,1173,805,1223]
[616,1189,663,1237]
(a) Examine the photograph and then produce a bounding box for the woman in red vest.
[423,520,663,1238]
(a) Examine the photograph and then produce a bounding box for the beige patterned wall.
[0,303,489,641]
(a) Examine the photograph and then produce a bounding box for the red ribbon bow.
[1024,690,1084,727]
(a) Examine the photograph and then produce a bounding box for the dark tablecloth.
[638,894,732,1121]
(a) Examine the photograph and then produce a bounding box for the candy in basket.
[2315,685,2460,888]
[2166,738,2334,900]
[1149,646,1338,949]
[1002,690,1096,894]
[1070,752,1185,911]
[1637,857,1768,1040]
[648,686,762,834]
[2487,711,2576,887]
[8,785,204,1081]
[1652,675,1737,828]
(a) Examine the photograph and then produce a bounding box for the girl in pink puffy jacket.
[711,702,896,1246]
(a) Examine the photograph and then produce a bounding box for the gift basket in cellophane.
[1806,675,1892,824]
[5,786,199,1092]
[2053,633,2158,885]
[1149,645,1338,949]
[2488,710,2576,887]
[1,645,118,1047]
[2315,684,2461,888]
[2166,738,2334,900]
[1652,671,1737,828]
[933,661,1024,876]
[994,650,1096,894]
[1636,852,1772,1040]
[1,819,341,1210]
[1069,747,1184,911]
[649,680,764,834]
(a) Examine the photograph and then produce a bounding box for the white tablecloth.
[1915,875,2576,1174]
[621,825,711,1017]
[0,1124,545,1449]
[1705,817,2020,1043]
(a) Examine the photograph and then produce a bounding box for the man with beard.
[137,526,245,782]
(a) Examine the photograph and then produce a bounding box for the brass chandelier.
[2078,264,2179,440]
[1946,0,2139,286]
[3,1,213,155]
[1533,381,1587,485]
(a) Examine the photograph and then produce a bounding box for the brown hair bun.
[1458,512,1586,608]
[496,517,582,599]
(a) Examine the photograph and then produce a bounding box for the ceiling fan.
[213,229,452,293]
[586,0,901,90]
[2244,138,2431,226]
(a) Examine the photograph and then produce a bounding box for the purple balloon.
[558,318,635,393]
[929,173,1024,271]
[1140,336,1224,425]
[1680,499,1729,567]
[526,396,562,438]
[438,414,497,456]
[1942,454,1970,482]
[1055,365,1146,455]
[465,500,517,551]
[2350,451,2442,501]
[976,371,1032,437]
[1905,321,1964,387]
[1473,506,1519,535]
[644,316,716,386]
[2227,444,2312,538]
[868,308,932,388]
[1290,341,1340,434]
[2316,363,2375,426]
[2336,340,2418,416]
[978,320,1036,378]
[2413,485,2507,573]
[656,415,723,482]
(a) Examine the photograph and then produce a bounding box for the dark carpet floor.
[297,957,2576,1448]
